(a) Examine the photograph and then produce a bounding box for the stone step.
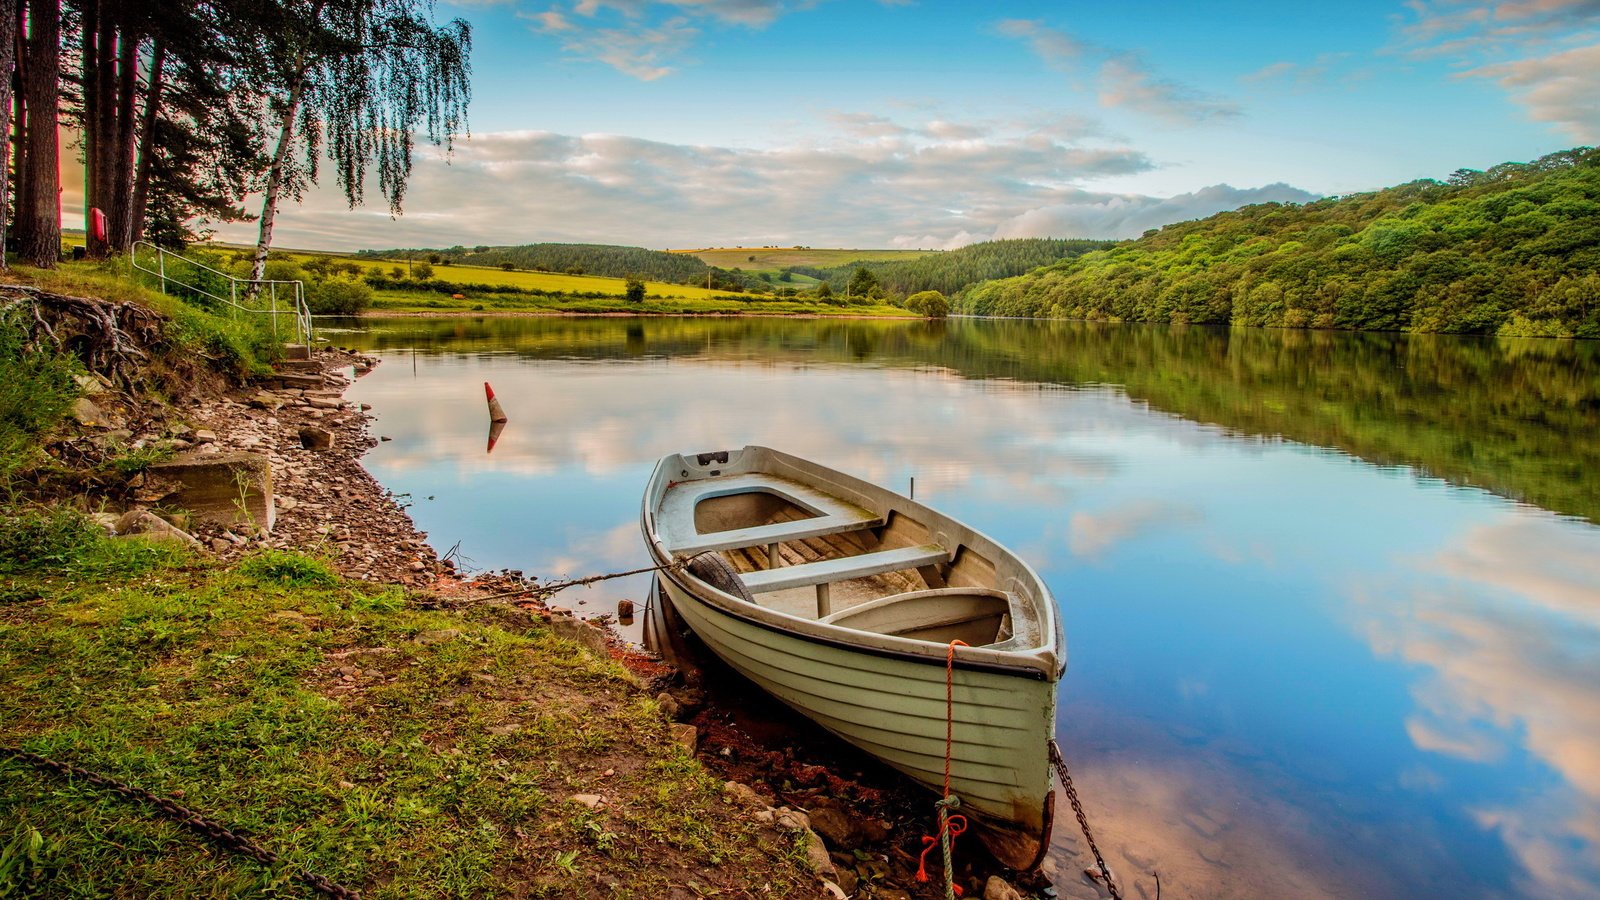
[282,343,311,360]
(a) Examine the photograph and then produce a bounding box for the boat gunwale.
[641,447,1067,681]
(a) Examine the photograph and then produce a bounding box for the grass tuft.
[0,506,191,577]
[238,549,339,588]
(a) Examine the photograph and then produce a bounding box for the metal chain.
[1048,738,1122,900]
[0,747,361,899]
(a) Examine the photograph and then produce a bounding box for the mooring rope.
[916,639,971,899]
[462,551,713,604]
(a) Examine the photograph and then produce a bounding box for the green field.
[671,247,937,269]
[206,245,743,300]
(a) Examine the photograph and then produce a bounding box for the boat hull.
[657,570,1056,869]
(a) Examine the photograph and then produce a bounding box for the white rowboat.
[641,446,1065,869]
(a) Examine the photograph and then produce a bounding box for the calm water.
[341,316,1600,899]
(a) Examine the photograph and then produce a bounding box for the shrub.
[306,278,374,316]
[625,278,646,303]
[905,290,950,318]
[0,507,190,577]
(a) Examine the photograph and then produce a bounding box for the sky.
[204,0,1600,252]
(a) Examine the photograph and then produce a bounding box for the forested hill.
[961,147,1600,337]
[358,243,710,282]
[791,238,1112,297]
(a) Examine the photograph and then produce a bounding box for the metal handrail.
[130,240,314,346]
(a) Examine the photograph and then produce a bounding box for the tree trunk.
[79,0,98,255]
[0,0,17,268]
[251,72,307,285]
[127,37,162,245]
[11,0,28,255]
[108,25,137,251]
[17,0,58,268]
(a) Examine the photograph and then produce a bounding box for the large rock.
[145,451,275,533]
[71,397,107,427]
[114,510,202,548]
[809,807,859,851]
[984,875,1024,900]
[298,426,335,451]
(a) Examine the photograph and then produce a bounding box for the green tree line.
[359,243,712,284]
[789,239,1111,297]
[961,148,1600,337]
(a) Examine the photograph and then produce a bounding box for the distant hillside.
[675,248,934,269]
[359,243,710,283]
[961,147,1600,337]
[793,238,1113,297]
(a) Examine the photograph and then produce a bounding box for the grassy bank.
[0,525,805,898]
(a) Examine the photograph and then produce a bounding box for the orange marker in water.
[485,382,509,424]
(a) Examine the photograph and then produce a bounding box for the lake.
[341,315,1600,899]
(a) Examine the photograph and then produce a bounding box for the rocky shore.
[88,346,1051,899]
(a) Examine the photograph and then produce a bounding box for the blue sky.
[213,0,1600,251]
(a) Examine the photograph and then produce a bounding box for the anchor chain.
[1048,738,1122,900]
[0,747,361,899]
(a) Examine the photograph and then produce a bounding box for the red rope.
[915,639,970,896]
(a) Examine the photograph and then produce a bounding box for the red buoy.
[485,382,509,423]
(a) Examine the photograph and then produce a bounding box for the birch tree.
[250,0,471,284]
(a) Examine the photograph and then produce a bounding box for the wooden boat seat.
[661,474,882,555]
[820,588,1025,648]
[738,543,950,594]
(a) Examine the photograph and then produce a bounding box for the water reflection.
[344,316,1600,899]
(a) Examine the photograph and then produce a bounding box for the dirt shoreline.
[196,347,1052,900]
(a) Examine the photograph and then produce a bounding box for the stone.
[298,426,335,451]
[655,692,682,720]
[246,392,284,410]
[774,808,810,832]
[550,616,609,657]
[278,496,299,511]
[874,890,913,900]
[752,809,775,825]
[723,781,763,808]
[669,723,698,752]
[570,794,605,809]
[835,868,858,895]
[984,875,1025,900]
[307,396,343,410]
[73,373,110,395]
[71,397,106,426]
[89,512,120,534]
[146,451,275,533]
[114,510,202,548]
[801,829,836,880]
[809,807,859,851]
[821,881,846,899]
[209,537,231,553]
[858,817,892,844]
[414,629,461,645]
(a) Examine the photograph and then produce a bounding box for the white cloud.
[996,19,1240,126]
[218,113,1325,250]
[1394,0,1600,141]
[1461,43,1600,142]
[990,182,1319,242]
[531,0,817,78]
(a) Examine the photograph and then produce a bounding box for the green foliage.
[905,290,950,318]
[363,243,711,284]
[961,147,1600,336]
[238,549,338,588]
[0,507,191,577]
[306,277,375,316]
[412,262,434,281]
[624,278,646,304]
[795,238,1110,297]
[814,281,833,301]
[0,312,80,481]
[847,266,879,299]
